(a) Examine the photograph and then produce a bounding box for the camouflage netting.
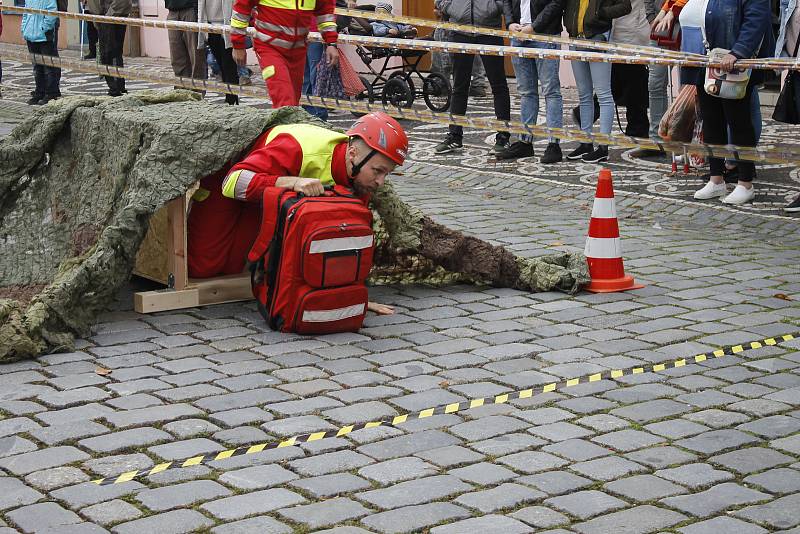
[0,92,588,361]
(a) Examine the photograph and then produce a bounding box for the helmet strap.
[350,148,377,178]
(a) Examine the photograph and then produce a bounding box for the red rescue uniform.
[230,0,337,107]
[188,124,364,278]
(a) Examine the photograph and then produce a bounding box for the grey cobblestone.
[112,509,214,534]
[136,480,232,511]
[357,475,472,510]
[455,483,545,513]
[81,499,143,525]
[278,497,370,529]
[201,488,306,520]
[360,502,470,533]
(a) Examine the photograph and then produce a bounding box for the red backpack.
[247,185,375,334]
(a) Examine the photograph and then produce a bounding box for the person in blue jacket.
[682,0,773,205]
[21,0,61,105]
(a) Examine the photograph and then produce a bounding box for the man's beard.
[352,180,373,196]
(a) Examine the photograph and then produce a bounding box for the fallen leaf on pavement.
[95,366,112,376]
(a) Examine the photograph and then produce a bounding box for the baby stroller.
[346,5,452,113]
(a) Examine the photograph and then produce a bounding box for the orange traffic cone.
[584,169,644,293]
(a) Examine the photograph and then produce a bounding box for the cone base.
[586,275,645,293]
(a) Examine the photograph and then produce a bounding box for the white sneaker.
[694,181,728,200]
[722,184,755,205]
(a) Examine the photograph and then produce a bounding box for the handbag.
[773,34,800,124]
[659,85,698,142]
[704,47,751,99]
[650,5,682,50]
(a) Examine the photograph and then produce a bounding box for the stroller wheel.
[351,75,375,118]
[382,77,415,109]
[389,71,416,96]
[423,72,451,112]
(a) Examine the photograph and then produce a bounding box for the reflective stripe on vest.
[222,169,256,200]
[258,0,316,10]
[264,124,349,187]
[253,30,306,48]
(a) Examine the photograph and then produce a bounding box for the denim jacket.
[680,0,773,85]
[21,0,58,43]
[776,0,799,57]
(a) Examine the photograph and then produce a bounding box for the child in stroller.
[348,3,452,112]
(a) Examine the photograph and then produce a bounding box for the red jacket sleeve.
[222,132,304,202]
[230,0,256,49]
[314,0,338,44]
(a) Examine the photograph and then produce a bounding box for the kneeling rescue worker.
[187,112,409,320]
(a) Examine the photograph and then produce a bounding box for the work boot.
[540,142,563,164]
[495,141,534,160]
[784,194,800,212]
[27,95,44,105]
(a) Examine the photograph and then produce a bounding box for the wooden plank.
[166,195,189,291]
[134,288,200,314]
[192,274,253,306]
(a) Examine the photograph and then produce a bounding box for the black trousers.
[448,33,510,140]
[85,14,98,55]
[207,34,239,105]
[98,23,127,95]
[26,35,62,98]
[611,63,649,138]
[696,83,756,181]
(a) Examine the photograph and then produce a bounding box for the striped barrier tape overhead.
[333,6,698,60]
[92,332,799,486]
[6,48,800,167]
[1,5,695,62]
[4,6,800,71]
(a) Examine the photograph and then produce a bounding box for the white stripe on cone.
[590,197,617,219]
[585,237,622,259]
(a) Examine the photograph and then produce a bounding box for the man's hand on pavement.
[232,48,247,67]
[292,177,325,196]
[367,302,395,315]
[326,45,339,67]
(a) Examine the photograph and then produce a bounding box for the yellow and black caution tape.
[92,332,798,486]
[5,49,800,167]
[5,6,800,71]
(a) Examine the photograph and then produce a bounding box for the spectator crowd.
[8,0,800,211]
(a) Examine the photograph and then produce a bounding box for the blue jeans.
[511,39,563,143]
[571,34,613,137]
[648,44,669,140]
[302,41,328,121]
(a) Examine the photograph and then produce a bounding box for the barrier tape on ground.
[91,332,798,486]
[4,6,800,71]
[5,48,800,167]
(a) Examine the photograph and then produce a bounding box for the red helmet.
[346,112,409,165]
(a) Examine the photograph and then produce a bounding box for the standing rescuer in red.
[187,112,409,314]
[229,0,339,107]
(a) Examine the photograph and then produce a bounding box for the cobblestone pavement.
[2,42,800,215]
[1,44,800,534]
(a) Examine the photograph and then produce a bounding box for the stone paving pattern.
[0,164,798,533]
[1,45,800,534]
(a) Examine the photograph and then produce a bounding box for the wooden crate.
[133,191,251,313]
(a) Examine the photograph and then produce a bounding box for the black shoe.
[434,135,462,154]
[630,147,666,159]
[495,141,534,160]
[571,95,601,127]
[83,52,96,60]
[567,143,593,160]
[540,142,563,164]
[491,134,510,155]
[785,195,800,213]
[40,95,60,104]
[582,145,609,163]
[26,96,44,105]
